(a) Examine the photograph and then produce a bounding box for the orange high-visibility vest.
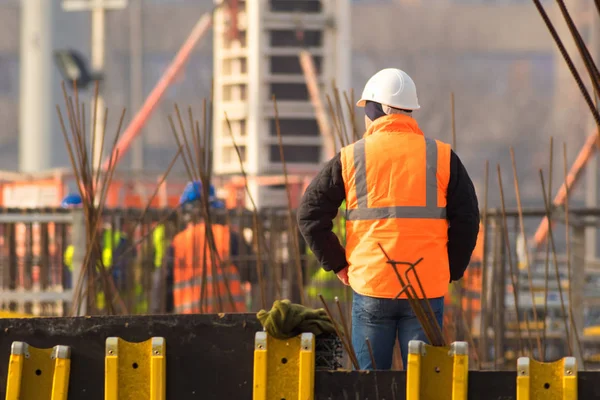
[172,223,247,314]
[340,114,452,299]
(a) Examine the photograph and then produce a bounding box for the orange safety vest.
[340,114,452,299]
[172,222,247,314]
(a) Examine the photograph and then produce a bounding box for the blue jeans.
[351,291,444,370]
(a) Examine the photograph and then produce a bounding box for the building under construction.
[2,0,600,399]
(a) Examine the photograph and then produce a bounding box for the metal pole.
[572,224,586,366]
[91,5,106,169]
[495,219,506,368]
[129,0,144,170]
[19,0,53,172]
[585,153,597,259]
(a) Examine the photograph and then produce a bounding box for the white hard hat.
[356,68,420,111]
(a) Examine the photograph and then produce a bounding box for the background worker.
[149,221,170,313]
[61,193,136,313]
[297,68,480,370]
[61,193,84,289]
[164,181,251,314]
[306,200,348,308]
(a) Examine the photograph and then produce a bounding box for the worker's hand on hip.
[336,267,349,286]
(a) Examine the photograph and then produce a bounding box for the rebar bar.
[273,95,306,305]
[450,92,457,151]
[539,171,573,356]
[509,148,543,358]
[224,112,268,310]
[478,160,490,368]
[542,137,553,360]
[319,294,359,369]
[365,337,377,370]
[335,296,358,366]
[554,0,600,98]
[531,0,600,127]
[563,142,584,364]
[497,165,525,356]
[378,243,444,346]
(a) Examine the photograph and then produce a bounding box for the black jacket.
[297,150,480,282]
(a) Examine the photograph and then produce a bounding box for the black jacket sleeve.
[297,153,348,273]
[446,151,480,281]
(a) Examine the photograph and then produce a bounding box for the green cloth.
[257,299,338,340]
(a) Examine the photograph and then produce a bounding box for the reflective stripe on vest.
[102,230,123,268]
[347,137,446,221]
[153,224,167,268]
[341,114,451,300]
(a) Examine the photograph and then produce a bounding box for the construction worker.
[297,68,480,370]
[165,181,248,314]
[149,222,170,313]
[61,193,135,313]
[61,193,84,289]
[306,200,347,307]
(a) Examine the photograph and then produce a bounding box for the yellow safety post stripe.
[0,310,34,318]
[105,338,119,400]
[50,345,71,400]
[298,333,315,400]
[450,342,468,400]
[5,342,25,400]
[104,337,167,400]
[5,341,71,400]
[562,357,577,400]
[406,341,423,400]
[516,356,578,400]
[406,340,469,400]
[516,357,531,400]
[150,338,166,400]
[253,332,268,400]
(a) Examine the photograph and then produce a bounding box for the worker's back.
[171,222,246,314]
[340,114,452,300]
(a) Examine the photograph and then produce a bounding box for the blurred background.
[0,0,594,204]
[1,0,600,370]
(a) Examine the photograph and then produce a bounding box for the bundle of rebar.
[57,80,182,316]
[56,80,126,316]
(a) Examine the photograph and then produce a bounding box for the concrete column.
[91,6,105,169]
[245,0,263,207]
[19,0,53,172]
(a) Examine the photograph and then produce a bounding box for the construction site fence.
[1,206,600,369]
[0,206,338,317]
[466,207,600,369]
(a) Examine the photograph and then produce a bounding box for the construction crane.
[101,0,239,172]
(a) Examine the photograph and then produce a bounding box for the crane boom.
[101,12,214,171]
[533,130,600,247]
